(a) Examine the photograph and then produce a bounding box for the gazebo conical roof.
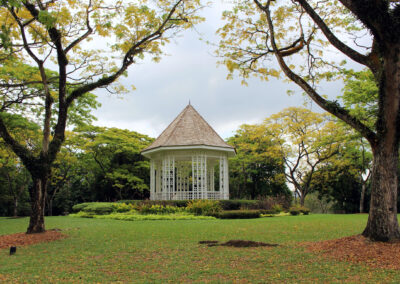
[142,104,234,157]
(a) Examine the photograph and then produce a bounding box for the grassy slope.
[0,215,399,283]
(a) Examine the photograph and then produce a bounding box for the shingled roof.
[142,104,234,153]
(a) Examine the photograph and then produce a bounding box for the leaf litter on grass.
[0,229,66,250]
[303,234,400,270]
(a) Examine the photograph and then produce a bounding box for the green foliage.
[309,162,362,213]
[339,69,378,130]
[71,203,93,213]
[216,210,261,219]
[118,200,189,207]
[113,203,135,213]
[73,202,116,215]
[304,193,334,214]
[299,207,311,215]
[138,204,184,215]
[259,209,277,215]
[186,200,222,216]
[289,206,310,216]
[289,207,301,216]
[219,200,257,210]
[70,212,215,221]
[227,123,290,199]
[70,126,154,201]
[272,204,283,213]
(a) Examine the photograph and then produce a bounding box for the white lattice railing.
[151,191,224,200]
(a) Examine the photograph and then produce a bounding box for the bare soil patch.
[199,239,279,247]
[303,235,400,270]
[0,229,66,250]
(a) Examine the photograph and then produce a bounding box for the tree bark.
[27,177,47,234]
[299,192,305,206]
[362,144,400,241]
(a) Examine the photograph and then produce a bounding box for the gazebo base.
[151,191,228,200]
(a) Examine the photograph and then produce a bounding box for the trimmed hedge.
[289,206,311,216]
[219,200,258,210]
[118,200,264,210]
[72,202,93,213]
[117,200,189,207]
[216,210,261,219]
[289,207,300,216]
[187,200,222,216]
[80,203,116,215]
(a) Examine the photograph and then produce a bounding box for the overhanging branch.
[262,0,378,148]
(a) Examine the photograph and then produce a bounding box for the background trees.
[263,107,344,205]
[228,123,290,199]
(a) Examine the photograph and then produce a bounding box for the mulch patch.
[0,229,66,250]
[303,235,400,270]
[199,239,279,248]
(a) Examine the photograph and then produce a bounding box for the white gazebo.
[141,104,235,200]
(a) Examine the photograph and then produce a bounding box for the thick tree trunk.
[359,181,366,213]
[362,145,400,241]
[27,177,47,234]
[362,46,400,241]
[299,193,305,206]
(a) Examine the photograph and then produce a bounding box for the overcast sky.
[91,1,345,140]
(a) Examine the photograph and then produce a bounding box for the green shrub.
[289,207,301,216]
[299,206,311,215]
[69,211,95,218]
[260,209,277,215]
[138,204,183,215]
[272,204,283,213]
[70,212,215,221]
[114,203,135,213]
[186,200,222,216]
[117,200,189,207]
[72,203,93,213]
[219,200,257,210]
[216,210,261,219]
[80,202,116,215]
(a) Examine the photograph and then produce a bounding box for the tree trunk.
[299,193,305,206]
[362,46,400,241]
[360,181,366,213]
[362,145,400,241]
[27,177,47,234]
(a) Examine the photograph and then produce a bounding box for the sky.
[91,1,345,140]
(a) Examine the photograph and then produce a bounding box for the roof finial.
[189,99,191,105]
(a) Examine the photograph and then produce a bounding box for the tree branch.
[295,0,371,67]
[263,0,378,148]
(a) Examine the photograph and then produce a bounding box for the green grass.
[1,214,399,283]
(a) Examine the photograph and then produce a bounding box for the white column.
[224,155,229,200]
[192,155,197,199]
[156,160,161,200]
[207,161,215,199]
[219,155,229,200]
[150,160,155,200]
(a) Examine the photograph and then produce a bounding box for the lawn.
[1,214,399,283]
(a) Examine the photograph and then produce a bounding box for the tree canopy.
[0,0,204,233]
